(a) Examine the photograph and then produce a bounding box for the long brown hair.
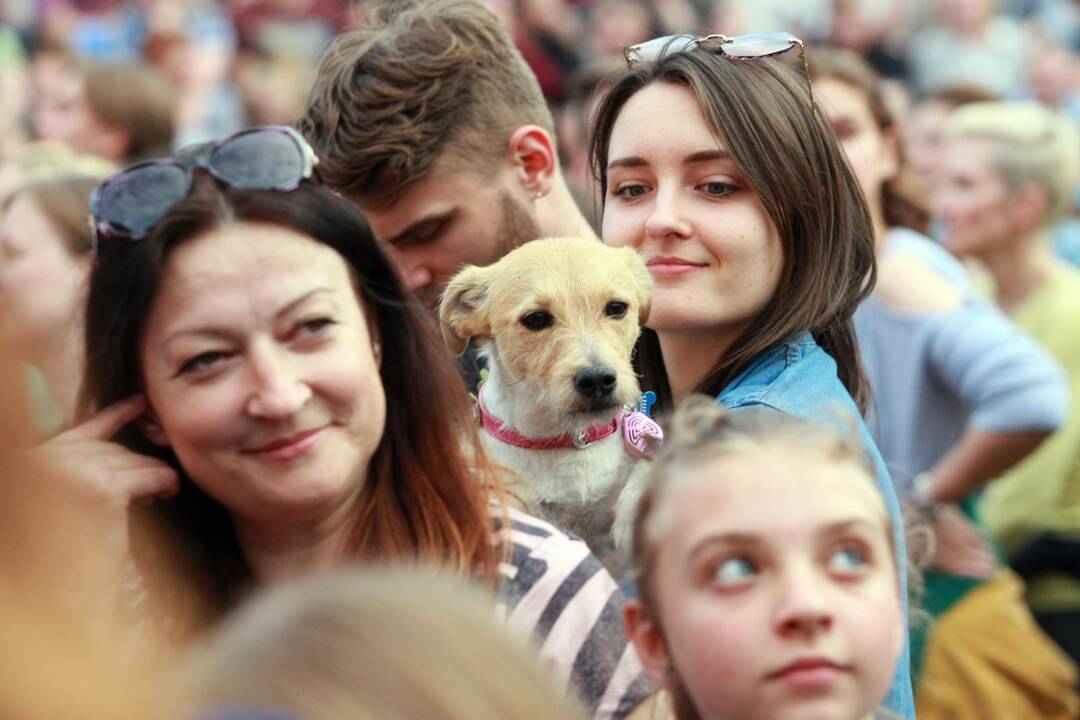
[589,49,875,413]
[808,47,931,235]
[81,177,502,625]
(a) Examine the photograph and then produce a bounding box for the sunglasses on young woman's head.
[624,32,815,111]
[90,125,319,246]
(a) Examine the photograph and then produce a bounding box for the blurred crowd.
[1,0,1080,719]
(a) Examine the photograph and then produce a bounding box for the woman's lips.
[645,257,707,279]
[247,427,326,462]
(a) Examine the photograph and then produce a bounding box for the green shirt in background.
[980,263,1080,613]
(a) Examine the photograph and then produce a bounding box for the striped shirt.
[493,507,654,720]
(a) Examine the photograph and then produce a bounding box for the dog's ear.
[622,246,653,325]
[439,265,491,356]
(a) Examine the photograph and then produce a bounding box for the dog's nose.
[574,366,617,400]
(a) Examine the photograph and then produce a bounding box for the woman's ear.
[139,406,169,447]
[625,598,675,688]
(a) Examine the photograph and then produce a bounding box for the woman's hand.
[34,395,179,561]
[927,505,997,579]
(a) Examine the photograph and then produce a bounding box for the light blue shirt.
[716,331,916,719]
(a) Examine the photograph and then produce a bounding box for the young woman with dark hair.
[587,35,914,717]
[38,127,652,720]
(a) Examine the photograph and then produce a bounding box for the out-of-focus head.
[903,86,998,188]
[33,61,174,164]
[626,397,904,720]
[179,568,587,720]
[810,47,930,235]
[939,0,995,35]
[0,175,103,356]
[298,0,555,306]
[589,41,876,411]
[936,101,1080,256]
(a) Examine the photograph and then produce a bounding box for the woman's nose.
[244,344,312,419]
[644,186,693,241]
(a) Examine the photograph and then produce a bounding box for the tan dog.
[440,236,652,573]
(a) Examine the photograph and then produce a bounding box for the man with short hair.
[297,0,597,310]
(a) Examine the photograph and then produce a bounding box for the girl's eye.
[179,351,226,375]
[712,556,758,587]
[701,181,736,198]
[613,183,649,199]
[828,544,869,576]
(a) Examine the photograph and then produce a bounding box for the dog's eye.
[521,310,554,331]
[605,301,629,319]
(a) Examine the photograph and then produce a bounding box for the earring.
[372,341,382,360]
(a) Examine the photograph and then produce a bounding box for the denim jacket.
[716,331,916,718]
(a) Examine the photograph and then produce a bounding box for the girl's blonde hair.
[630,396,893,720]
[179,567,586,720]
[947,101,1080,226]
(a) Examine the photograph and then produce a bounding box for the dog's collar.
[476,388,622,450]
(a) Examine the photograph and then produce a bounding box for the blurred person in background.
[906,0,1030,98]
[0,175,107,434]
[0,143,115,434]
[141,0,246,147]
[814,48,1078,717]
[937,101,1080,673]
[902,86,999,191]
[32,58,174,164]
[179,569,588,720]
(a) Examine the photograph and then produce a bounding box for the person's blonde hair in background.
[179,568,587,720]
[625,397,905,720]
[0,140,117,204]
[946,102,1080,233]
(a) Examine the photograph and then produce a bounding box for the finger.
[61,395,148,442]
[115,466,180,502]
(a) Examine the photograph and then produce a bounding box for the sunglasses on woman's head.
[624,32,815,111]
[90,125,319,246]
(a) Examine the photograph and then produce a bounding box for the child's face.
[629,454,903,720]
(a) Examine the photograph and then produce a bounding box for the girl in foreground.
[626,398,905,720]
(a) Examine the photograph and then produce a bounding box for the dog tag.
[623,411,663,459]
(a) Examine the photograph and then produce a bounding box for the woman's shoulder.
[874,229,969,315]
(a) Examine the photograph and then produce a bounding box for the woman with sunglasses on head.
[811,49,1078,718]
[589,34,914,718]
[35,127,654,720]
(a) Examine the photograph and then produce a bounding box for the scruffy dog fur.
[440,237,652,572]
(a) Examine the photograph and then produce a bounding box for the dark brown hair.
[589,49,875,412]
[297,0,554,206]
[808,47,931,235]
[80,62,175,163]
[81,177,502,625]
